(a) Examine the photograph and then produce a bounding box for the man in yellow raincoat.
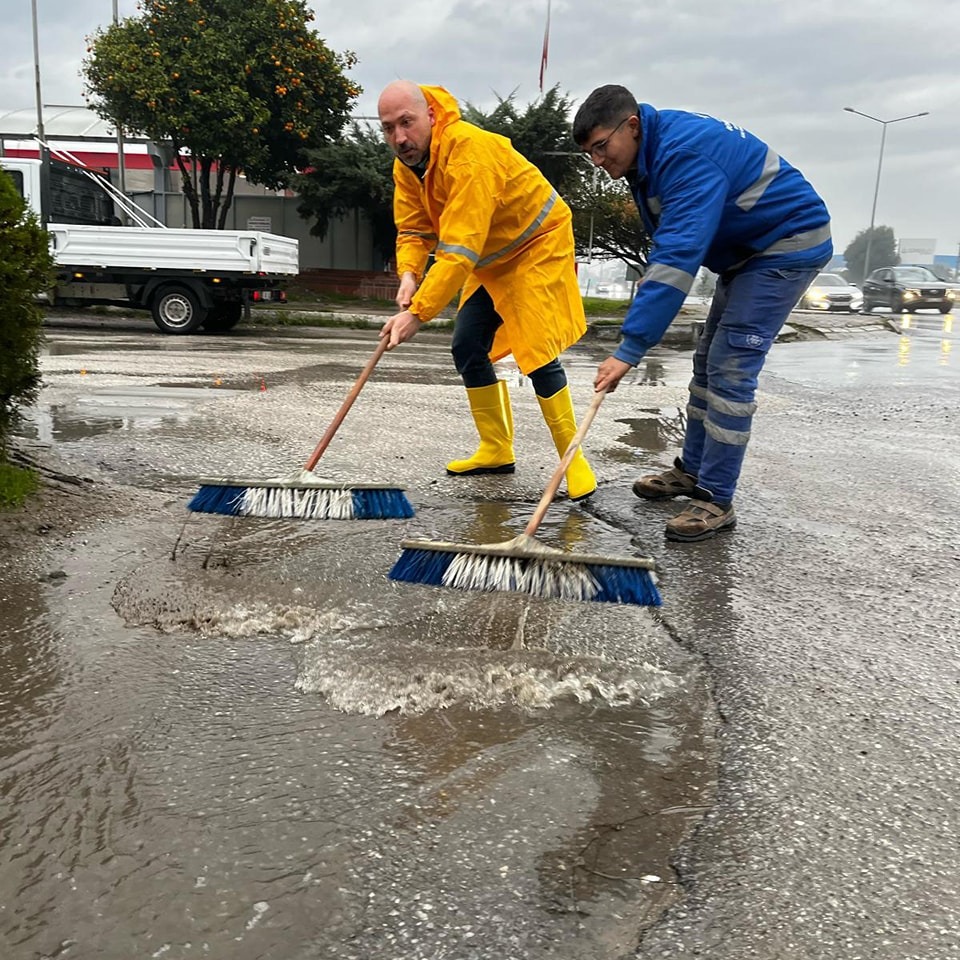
[377,80,596,501]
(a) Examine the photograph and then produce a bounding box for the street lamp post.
[112,0,127,207]
[843,106,929,280]
[30,0,51,227]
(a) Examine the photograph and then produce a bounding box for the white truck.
[2,155,299,334]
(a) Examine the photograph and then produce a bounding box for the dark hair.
[572,85,638,144]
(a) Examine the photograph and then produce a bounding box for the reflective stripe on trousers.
[681,264,822,502]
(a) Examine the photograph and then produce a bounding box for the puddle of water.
[1,510,715,959]
[18,385,241,443]
[605,407,687,463]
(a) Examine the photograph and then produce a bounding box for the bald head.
[378,80,427,116]
[378,80,435,167]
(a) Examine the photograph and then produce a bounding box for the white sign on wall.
[898,238,936,263]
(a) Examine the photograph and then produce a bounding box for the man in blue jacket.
[573,85,832,542]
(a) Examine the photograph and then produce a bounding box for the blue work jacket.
[617,103,832,365]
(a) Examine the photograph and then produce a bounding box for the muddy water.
[2,330,718,959]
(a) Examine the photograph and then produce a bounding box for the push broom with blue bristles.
[389,390,661,606]
[188,338,414,521]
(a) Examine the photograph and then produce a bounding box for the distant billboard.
[898,238,937,263]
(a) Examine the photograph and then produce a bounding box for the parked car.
[861,265,956,314]
[798,272,863,312]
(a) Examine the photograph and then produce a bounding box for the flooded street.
[2,309,958,958]
[3,323,714,959]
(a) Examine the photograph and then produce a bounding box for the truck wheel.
[151,285,206,334]
[202,303,243,332]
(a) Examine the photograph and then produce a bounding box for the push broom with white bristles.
[188,338,414,521]
[388,390,661,606]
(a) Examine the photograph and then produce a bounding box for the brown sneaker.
[665,500,736,542]
[633,458,697,500]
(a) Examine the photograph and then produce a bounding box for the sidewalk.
[252,301,897,346]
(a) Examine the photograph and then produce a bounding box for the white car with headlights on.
[798,272,863,312]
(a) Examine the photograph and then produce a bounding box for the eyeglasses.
[584,116,632,160]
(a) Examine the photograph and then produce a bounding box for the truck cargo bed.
[48,224,299,276]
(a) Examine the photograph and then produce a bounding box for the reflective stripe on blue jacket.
[616,103,832,365]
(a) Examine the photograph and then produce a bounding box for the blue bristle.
[352,488,416,519]
[591,565,662,606]
[389,548,455,585]
[187,485,246,515]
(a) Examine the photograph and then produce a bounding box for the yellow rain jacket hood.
[393,85,586,374]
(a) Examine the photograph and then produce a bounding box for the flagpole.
[539,0,551,93]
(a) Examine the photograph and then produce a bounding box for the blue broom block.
[389,540,662,607]
[187,481,414,520]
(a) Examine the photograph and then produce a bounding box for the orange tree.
[84,0,359,228]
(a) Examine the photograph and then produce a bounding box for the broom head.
[188,470,414,520]
[389,533,661,606]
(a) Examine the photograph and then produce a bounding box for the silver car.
[798,272,863,312]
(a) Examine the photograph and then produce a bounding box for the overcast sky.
[4,0,960,258]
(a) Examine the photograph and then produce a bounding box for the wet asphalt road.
[2,307,959,959]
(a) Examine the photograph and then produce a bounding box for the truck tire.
[151,284,206,334]
[202,302,243,333]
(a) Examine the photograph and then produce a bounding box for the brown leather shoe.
[665,500,736,542]
[633,458,697,500]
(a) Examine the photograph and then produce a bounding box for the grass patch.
[0,461,38,510]
[582,296,631,319]
[247,311,382,330]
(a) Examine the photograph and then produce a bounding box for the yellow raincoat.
[393,86,586,375]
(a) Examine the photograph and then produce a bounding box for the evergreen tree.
[0,168,53,461]
[843,226,899,285]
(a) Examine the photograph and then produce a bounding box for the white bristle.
[442,552,599,601]
[240,486,355,520]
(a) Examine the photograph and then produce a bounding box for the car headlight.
[947,290,956,300]
[903,289,919,300]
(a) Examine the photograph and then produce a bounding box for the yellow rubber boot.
[537,386,597,501]
[446,380,516,476]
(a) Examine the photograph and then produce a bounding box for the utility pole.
[112,0,127,219]
[30,0,50,227]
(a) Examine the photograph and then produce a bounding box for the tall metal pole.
[31,0,51,226]
[862,122,888,281]
[113,0,127,215]
[587,167,597,263]
[844,107,929,280]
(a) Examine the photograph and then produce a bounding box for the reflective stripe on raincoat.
[393,85,586,375]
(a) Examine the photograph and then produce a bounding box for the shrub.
[0,167,53,461]
[0,459,39,509]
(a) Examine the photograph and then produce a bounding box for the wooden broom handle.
[523,389,607,537]
[304,337,390,472]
